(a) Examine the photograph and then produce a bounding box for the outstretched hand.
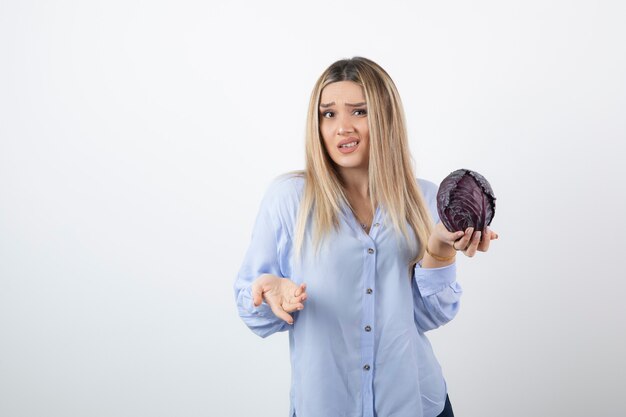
[251,274,308,325]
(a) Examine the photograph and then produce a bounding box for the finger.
[294,282,306,297]
[251,282,263,307]
[454,227,474,250]
[267,299,294,325]
[282,300,305,312]
[290,284,308,304]
[288,293,308,306]
[450,230,466,246]
[437,221,461,240]
[478,227,491,252]
[465,231,481,257]
[487,228,498,241]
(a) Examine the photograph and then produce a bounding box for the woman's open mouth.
[337,140,360,154]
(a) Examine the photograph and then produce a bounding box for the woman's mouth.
[337,140,360,154]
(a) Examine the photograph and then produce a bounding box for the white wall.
[1,1,624,416]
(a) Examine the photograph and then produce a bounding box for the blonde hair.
[287,57,435,278]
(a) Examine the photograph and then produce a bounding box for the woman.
[234,57,498,417]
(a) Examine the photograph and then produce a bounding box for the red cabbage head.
[436,169,496,233]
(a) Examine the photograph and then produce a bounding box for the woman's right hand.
[251,274,308,325]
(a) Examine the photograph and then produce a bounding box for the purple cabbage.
[436,169,496,233]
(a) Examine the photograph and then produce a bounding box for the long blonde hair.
[287,57,435,278]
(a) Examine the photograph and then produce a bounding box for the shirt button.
[374,223,380,227]
[367,248,375,254]
[366,288,373,294]
[364,325,372,332]
[363,364,370,371]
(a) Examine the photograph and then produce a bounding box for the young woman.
[234,57,498,417]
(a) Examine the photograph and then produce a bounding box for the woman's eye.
[322,111,334,118]
[354,109,367,116]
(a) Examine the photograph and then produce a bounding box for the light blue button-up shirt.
[234,174,462,417]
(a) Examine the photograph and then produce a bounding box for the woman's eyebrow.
[319,101,367,108]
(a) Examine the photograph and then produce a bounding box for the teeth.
[340,141,358,148]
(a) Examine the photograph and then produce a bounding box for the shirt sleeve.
[233,179,290,338]
[412,178,464,333]
[412,261,463,333]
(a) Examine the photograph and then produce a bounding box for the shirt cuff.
[242,283,274,317]
[414,261,457,296]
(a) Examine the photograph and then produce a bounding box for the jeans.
[436,394,454,417]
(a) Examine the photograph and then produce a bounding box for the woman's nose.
[338,120,354,135]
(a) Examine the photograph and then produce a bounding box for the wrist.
[425,241,456,262]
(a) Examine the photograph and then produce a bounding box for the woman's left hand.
[429,221,499,258]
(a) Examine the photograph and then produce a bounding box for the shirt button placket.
[361,244,376,417]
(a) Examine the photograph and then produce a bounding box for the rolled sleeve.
[412,261,462,332]
[414,261,457,296]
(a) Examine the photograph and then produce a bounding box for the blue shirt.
[234,174,462,417]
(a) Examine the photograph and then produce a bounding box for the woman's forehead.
[320,81,365,103]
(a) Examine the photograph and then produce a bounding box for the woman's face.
[319,81,370,172]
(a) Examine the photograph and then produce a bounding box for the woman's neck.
[340,167,370,199]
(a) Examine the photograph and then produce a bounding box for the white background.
[1,1,625,416]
